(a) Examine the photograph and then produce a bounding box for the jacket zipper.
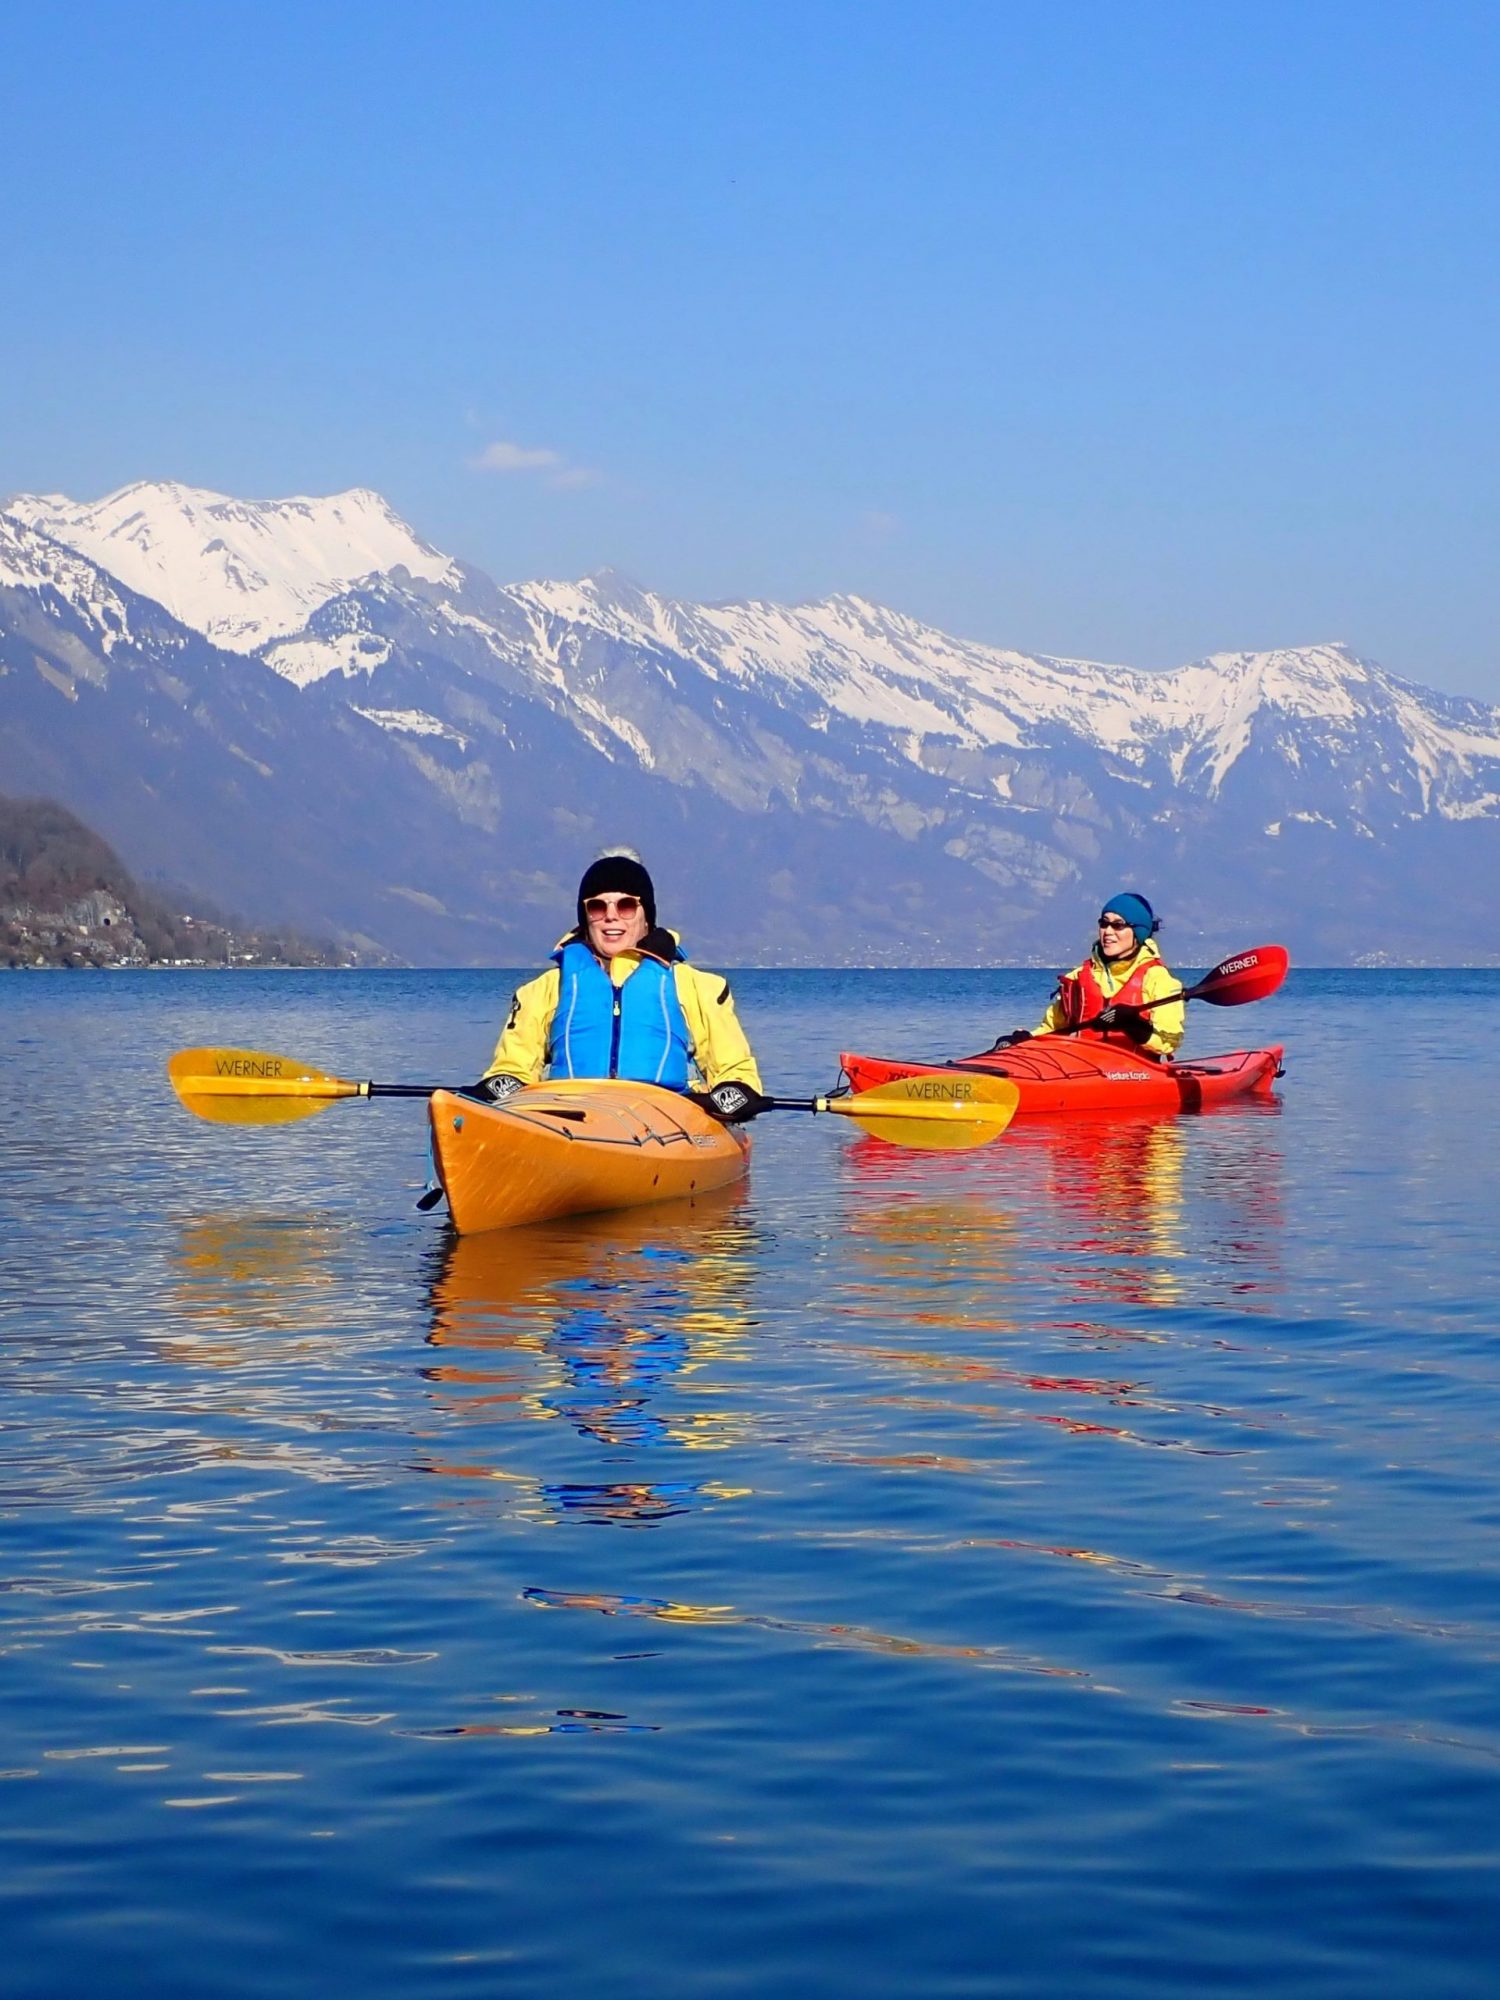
[608,990,622,1078]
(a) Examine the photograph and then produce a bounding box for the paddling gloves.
[691,1082,772,1124]
[476,1073,526,1103]
[993,1013,1153,1047]
[1099,1004,1153,1045]
[473,1072,767,1123]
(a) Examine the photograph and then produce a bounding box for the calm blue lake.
[2,967,1497,1998]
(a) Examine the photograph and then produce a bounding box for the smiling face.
[1097,913,1139,962]
[584,893,650,960]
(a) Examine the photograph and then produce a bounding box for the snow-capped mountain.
[0,507,989,963]
[5,480,1500,965]
[26,483,1492,836]
[0,508,154,646]
[5,482,459,653]
[0,508,485,957]
[421,573,1500,833]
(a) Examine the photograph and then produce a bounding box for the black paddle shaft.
[1068,977,1204,1038]
[1067,954,1280,1036]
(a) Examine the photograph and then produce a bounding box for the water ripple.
[3,968,1500,1999]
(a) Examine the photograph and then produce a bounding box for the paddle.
[1063,943,1288,1036]
[769,1074,1019,1149]
[167,1047,445,1126]
[167,1048,1020,1151]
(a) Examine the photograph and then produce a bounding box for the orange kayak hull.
[428,1081,751,1235]
[838,1040,1283,1117]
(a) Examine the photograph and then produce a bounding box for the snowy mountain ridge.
[12,477,1500,820]
[5,478,1500,965]
[264,560,1500,828]
[4,481,460,653]
[0,510,142,642]
[499,578,1500,814]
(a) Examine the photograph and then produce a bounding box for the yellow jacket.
[482,937,762,1091]
[1033,939,1186,1058]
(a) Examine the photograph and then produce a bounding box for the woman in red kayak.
[997,892,1186,1059]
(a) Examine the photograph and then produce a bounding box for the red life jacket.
[1055,952,1155,1049]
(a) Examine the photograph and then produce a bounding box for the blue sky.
[4,2,1498,695]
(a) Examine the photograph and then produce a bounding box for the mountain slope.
[0,791,375,967]
[6,483,1500,965]
[0,512,1000,964]
[268,558,1500,957]
[254,550,1500,836]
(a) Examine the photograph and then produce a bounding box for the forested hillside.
[0,795,385,968]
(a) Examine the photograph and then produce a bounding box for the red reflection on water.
[842,1099,1285,1316]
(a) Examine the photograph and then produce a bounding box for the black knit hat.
[577,852,656,931]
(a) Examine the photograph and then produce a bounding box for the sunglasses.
[1098,916,1134,931]
[584,894,642,919]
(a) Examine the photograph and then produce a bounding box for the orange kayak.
[838,1039,1283,1117]
[428,1080,751,1235]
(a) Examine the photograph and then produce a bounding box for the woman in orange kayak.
[995,892,1186,1059]
[474,850,769,1121]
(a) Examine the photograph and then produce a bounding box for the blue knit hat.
[1099,892,1156,942]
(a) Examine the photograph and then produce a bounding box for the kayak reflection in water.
[472,849,770,1125]
[423,1191,758,1526]
[992,891,1186,1061]
[842,1115,1189,1313]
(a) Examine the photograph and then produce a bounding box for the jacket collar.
[554,924,684,969]
[1090,937,1161,975]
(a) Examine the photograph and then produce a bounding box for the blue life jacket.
[547,940,692,1088]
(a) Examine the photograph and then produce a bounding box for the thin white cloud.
[473,440,561,472]
[861,509,901,541]
[469,438,601,489]
[548,464,602,491]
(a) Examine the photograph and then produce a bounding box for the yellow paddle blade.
[823,1075,1020,1151]
[167,1047,364,1125]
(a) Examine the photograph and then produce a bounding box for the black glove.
[988,1030,1032,1050]
[1099,1005,1153,1046]
[474,1073,526,1103]
[691,1082,772,1124]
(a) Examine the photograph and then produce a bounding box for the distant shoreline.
[9,960,1499,975]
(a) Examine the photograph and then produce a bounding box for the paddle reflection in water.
[156,1211,429,1495]
[421,1186,762,1527]
[171,1212,355,1354]
[844,1099,1285,1321]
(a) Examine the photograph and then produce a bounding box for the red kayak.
[838,1038,1283,1117]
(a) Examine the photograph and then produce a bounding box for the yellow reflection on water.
[523,1585,1085,1677]
[170,1213,352,1354]
[837,1191,1022,1336]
